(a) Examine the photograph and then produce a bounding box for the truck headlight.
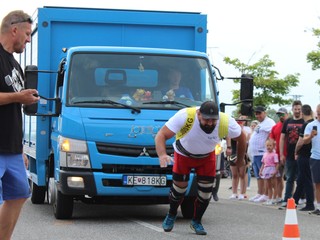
[67,153,90,167]
[58,136,91,168]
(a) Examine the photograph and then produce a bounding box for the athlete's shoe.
[162,213,176,232]
[190,220,207,235]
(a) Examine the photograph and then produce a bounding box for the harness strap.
[176,107,196,140]
[176,139,211,159]
[175,106,230,158]
[176,107,229,140]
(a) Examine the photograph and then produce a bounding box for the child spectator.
[259,139,280,205]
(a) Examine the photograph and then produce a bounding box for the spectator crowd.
[222,101,320,216]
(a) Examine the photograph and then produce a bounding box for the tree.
[224,55,300,113]
[306,28,320,85]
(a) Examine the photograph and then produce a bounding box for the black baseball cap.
[199,101,219,119]
[254,106,266,113]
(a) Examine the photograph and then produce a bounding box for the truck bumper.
[58,170,97,195]
[58,170,197,197]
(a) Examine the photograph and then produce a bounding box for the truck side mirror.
[23,65,39,115]
[240,74,253,116]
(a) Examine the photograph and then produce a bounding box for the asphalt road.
[12,177,319,240]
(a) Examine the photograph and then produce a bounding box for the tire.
[30,182,46,204]
[53,189,74,219]
[180,196,195,219]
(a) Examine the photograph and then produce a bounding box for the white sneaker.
[238,194,246,200]
[298,198,306,205]
[229,194,238,199]
[254,195,269,203]
[263,199,274,205]
[249,194,261,202]
[272,198,282,204]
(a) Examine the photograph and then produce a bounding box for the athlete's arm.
[155,125,176,167]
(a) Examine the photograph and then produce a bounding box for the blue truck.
[21,6,227,219]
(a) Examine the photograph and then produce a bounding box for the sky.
[1,0,320,115]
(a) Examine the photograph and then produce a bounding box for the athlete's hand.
[159,155,174,168]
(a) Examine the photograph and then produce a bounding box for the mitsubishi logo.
[140,147,150,156]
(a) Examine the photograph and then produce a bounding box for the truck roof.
[67,46,209,58]
[42,6,202,15]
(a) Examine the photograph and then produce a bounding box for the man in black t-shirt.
[0,10,39,239]
[293,105,315,211]
[279,100,304,207]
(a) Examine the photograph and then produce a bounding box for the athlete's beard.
[200,123,215,134]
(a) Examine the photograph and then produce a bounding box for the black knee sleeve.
[193,180,214,221]
[169,183,187,216]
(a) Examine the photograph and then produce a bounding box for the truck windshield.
[67,52,217,109]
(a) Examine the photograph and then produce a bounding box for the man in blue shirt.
[162,68,194,100]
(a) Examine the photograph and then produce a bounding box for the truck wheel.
[30,182,46,204]
[47,177,55,205]
[180,197,195,219]
[53,189,74,219]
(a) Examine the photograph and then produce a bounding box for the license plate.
[123,175,167,186]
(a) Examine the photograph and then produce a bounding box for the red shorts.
[172,151,216,177]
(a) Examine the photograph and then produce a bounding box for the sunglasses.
[277,113,285,117]
[11,17,33,25]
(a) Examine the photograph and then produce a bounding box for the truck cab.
[23,46,220,219]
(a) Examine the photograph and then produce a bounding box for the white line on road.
[128,218,179,237]
[128,218,163,232]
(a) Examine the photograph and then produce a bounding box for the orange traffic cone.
[282,198,300,240]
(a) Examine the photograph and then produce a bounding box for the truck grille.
[101,164,173,174]
[96,142,174,157]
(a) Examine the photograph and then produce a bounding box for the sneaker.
[272,198,282,204]
[212,192,219,202]
[263,199,274,205]
[254,195,269,203]
[190,220,207,235]
[238,194,246,200]
[298,198,306,205]
[280,201,287,208]
[249,194,261,202]
[162,213,177,232]
[300,206,315,211]
[229,194,238,199]
[309,209,320,215]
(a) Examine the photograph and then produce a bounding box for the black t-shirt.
[0,43,24,153]
[281,117,304,160]
[297,119,313,157]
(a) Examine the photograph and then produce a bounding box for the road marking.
[128,218,179,237]
[128,218,163,232]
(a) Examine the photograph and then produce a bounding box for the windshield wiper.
[72,99,141,113]
[143,100,190,108]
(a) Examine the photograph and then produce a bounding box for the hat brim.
[201,114,219,120]
[276,111,285,114]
